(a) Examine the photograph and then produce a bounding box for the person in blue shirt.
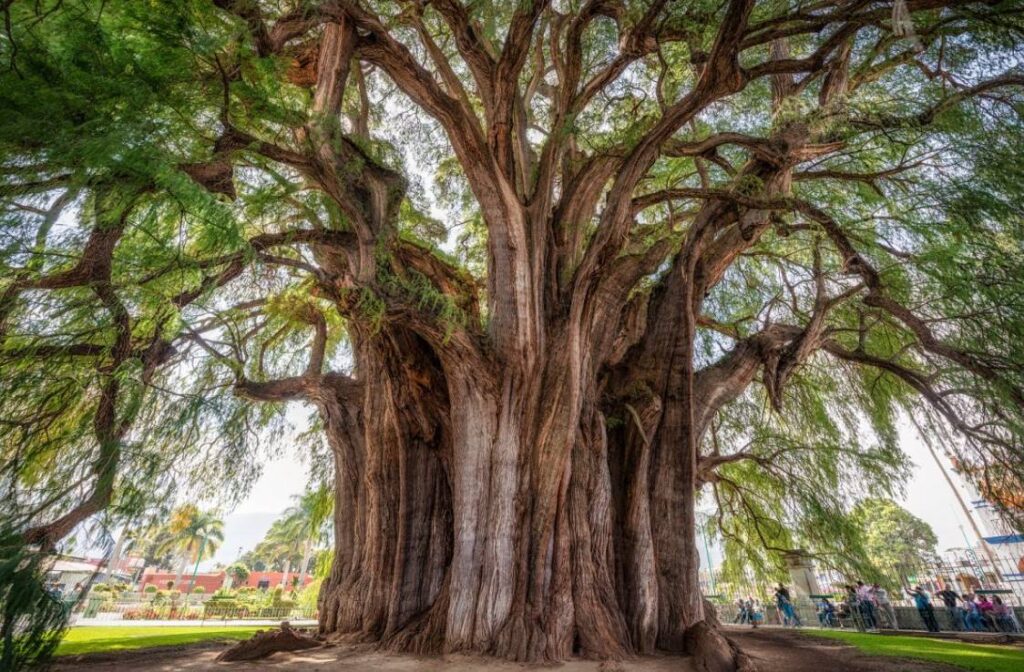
[908,586,940,632]
[963,594,985,631]
[817,598,837,627]
[774,583,802,627]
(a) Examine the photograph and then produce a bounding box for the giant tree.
[3,1,1024,670]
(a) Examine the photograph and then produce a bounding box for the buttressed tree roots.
[4,1,1024,670]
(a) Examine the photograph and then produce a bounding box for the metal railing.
[71,594,317,624]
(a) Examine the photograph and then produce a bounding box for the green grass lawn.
[55,625,262,657]
[803,629,1024,672]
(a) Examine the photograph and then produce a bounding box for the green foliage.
[155,506,224,567]
[711,356,912,585]
[243,489,330,574]
[313,549,334,581]
[226,563,250,586]
[851,498,939,584]
[0,529,70,670]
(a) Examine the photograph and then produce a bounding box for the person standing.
[872,583,899,630]
[818,598,837,627]
[909,586,940,632]
[733,597,748,624]
[963,594,984,631]
[750,598,764,629]
[977,594,996,631]
[844,585,865,631]
[991,596,1017,633]
[856,581,877,631]
[775,583,802,627]
[936,586,963,631]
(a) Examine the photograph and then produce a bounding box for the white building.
[963,483,1024,583]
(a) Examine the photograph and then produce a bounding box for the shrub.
[193,586,205,594]
[143,584,158,593]
[297,579,321,612]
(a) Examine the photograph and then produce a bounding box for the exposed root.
[216,622,322,662]
[685,620,758,672]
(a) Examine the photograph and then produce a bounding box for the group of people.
[810,581,898,630]
[731,582,1021,634]
[731,584,806,628]
[811,581,895,630]
[731,597,765,627]
[935,587,1021,633]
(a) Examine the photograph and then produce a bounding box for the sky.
[201,407,991,571]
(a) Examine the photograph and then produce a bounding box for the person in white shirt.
[872,583,898,630]
[856,581,877,630]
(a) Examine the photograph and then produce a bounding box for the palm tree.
[155,505,224,589]
[254,521,298,587]
[279,487,332,587]
[248,488,332,588]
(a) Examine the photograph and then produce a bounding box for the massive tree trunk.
[311,271,736,666]
[259,3,767,666]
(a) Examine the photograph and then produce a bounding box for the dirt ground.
[51,628,963,672]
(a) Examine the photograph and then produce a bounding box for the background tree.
[3,1,1024,670]
[279,486,333,586]
[247,519,306,580]
[226,562,251,588]
[851,498,939,587]
[154,506,225,588]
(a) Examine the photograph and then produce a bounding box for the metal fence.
[70,593,317,624]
